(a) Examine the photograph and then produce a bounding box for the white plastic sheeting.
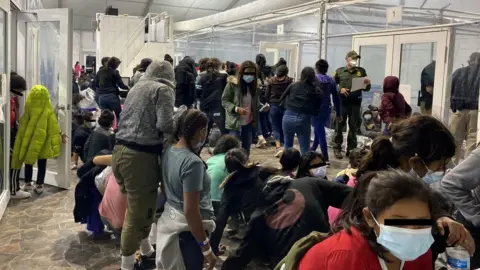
[174,0,309,32]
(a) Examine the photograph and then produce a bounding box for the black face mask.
[11,90,24,97]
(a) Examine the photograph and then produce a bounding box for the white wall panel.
[96,14,144,76]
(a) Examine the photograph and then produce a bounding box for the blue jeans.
[282,110,311,155]
[256,111,272,138]
[270,105,284,143]
[230,123,253,156]
[179,231,204,269]
[311,105,331,161]
[98,93,122,123]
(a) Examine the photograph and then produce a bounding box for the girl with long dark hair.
[281,67,323,154]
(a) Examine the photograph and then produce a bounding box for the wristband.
[202,247,212,256]
[198,237,209,247]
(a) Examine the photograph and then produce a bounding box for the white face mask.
[409,156,446,185]
[86,122,96,128]
[364,114,372,120]
[371,213,434,261]
[311,166,327,178]
[349,60,358,67]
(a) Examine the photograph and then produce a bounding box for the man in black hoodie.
[449,52,480,164]
[175,56,196,108]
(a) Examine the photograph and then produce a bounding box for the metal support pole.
[211,26,215,56]
[252,25,256,60]
[320,0,328,60]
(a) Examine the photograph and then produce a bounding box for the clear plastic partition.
[325,36,351,77]
[301,42,320,70]
[327,2,439,37]
[0,11,4,74]
[0,10,5,196]
[448,25,480,126]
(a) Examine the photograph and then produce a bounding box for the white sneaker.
[11,190,32,199]
[275,149,284,158]
[22,184,33,191]
[34,185,44,194]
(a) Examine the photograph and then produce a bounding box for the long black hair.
[296,151,326,179]
[356,115,456,178]
[332,169,433,261]
[237,60,258,96]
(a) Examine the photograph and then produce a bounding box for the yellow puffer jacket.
[11,85,61,169]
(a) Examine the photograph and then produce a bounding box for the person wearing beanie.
[9,72,30,199]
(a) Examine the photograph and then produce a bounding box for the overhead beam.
[142,0,153,16]
[225,0,240,10]
[117,0,224,12]
[419,0,428,9]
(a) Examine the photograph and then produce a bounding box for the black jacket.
[84,127,115,163]
[72,126,93,162]
[265,76,294,105]
[450,63,480,111]
[221,176,352,270]
[96,68,128,96]
[175,58,196,107]
[73,156,108,223]
[420,61,435,109]
[210,165,275,255]
[197,71,228,112]
[281,81,324,115]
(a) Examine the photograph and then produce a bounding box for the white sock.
[121,254,135,270]
[140,237,154,256]
[149,223,157,245]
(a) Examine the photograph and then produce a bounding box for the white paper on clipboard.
[351,77,367,92]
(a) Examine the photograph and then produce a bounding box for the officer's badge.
[357,71,362,77]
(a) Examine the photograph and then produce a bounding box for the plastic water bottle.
[446,246,470,270]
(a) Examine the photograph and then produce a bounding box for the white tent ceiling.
[40,0,258,30]
[38,0,480,31]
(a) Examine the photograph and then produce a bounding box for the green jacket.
[221,76,261,131]
[275,231,328,270]
[12,85,61,169]
[334,66,371,104]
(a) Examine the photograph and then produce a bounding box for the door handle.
[58,105,66,111]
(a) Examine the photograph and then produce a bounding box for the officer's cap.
[346,51,361,60]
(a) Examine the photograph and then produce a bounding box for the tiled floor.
[0,146,348,270]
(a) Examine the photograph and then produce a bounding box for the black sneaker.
[334,149,343,159]
[134,251,156,270]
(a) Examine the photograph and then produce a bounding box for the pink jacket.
[328,177,356,225]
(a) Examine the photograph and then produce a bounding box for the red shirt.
[299,227,432,270]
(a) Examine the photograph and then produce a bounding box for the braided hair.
[174,109,209,167]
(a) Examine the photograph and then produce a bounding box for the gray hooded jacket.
[116,60,176,151]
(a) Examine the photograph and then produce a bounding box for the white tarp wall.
[73,30,96,66]
[96,14,144,76]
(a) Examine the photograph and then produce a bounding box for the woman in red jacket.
[300,169,435,270]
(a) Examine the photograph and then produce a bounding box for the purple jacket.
[316,74,341,116]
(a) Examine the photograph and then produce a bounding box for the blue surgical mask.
[312,166,327,178]
[410,159,445,185]
[371,213,434,261]
[242,75,255,84]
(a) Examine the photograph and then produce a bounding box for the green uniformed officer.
[333,51,371,159]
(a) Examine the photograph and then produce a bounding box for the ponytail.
[356,136,399,178]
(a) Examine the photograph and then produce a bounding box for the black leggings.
[11,159,47,194]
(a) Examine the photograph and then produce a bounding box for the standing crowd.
[7,49,480,270]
